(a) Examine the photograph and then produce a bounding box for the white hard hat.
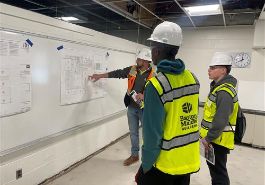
[137,48,152,62]
[209,52,232,66]
[147,21,182,46]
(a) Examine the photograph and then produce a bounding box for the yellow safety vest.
[149,70,200,175]
[200,83,239,150]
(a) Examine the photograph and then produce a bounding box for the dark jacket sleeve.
[142,82,165,172]
[205,91,234,142]
[108,66,131,79]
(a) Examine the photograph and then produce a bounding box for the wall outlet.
[16,169,22,179]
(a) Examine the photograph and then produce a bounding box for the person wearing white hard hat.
[89,48,154,166]
[200,52,239,185]
[135,21,200,185]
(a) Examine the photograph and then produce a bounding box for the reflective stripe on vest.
[200,82,239,150]
[156,72,171,92]
[201,120,235,132]
[161,85,200,104]
[156,72,200,104]
[127,65,154,93]
[190,72,200,84]
[149,70,200,175]
[208,84,238,103]
[162,131,200,150]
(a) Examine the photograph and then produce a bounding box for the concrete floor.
[48,136,265,185]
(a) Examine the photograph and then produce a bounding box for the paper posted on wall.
[200,141,215,165]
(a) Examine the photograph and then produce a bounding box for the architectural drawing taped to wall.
[0,32,32,117]
[60,47,108,105]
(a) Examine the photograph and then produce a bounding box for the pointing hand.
[89,74,102,82]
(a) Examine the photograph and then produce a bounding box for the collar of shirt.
[138,65,152,75]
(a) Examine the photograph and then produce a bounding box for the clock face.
[234,53,251,68]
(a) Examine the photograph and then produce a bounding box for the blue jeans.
[127,105,143,156]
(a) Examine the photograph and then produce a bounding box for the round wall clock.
[233,52,251,68]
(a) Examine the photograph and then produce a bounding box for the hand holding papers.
[130,90,144,109]
[200,138,215,165]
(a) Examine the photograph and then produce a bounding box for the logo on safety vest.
[182,102,192,113]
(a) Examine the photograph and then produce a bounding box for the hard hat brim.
[147,37,155,42]
[147,37,165,44]
[209,64,232,67]
[147,37,181,47]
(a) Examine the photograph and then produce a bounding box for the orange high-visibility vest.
[127,65,154,93]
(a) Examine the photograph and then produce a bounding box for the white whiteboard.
[0,31,135,152]
[238,80,265,111]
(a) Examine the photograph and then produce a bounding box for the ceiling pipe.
[226,11,262,14]
[132,0,165,22]
[219,0,226,27]
[102,0,185,4]
[110,14,189,22]
[101,0,128,2]
[92,0,152,30]
[30,2,96,11]
[23,0,105,28]
[173,0,196,28]
[23,0,61,13]
[23,0,46,8]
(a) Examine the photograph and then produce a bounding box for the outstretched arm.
[89,73,108,82]
[89,66,132,82]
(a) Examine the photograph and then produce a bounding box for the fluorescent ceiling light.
[56,16,79,21]
[184,4,221,16]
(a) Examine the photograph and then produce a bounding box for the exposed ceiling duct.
[0,0,264,44]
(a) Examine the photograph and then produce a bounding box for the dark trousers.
[207,144,230,185]
[137,166,190,185]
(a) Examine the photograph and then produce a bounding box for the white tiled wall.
[199,107,264,147]
[1,115,128,185]
[242,114,256,144]
[252,116,265,147]
[240,113,265,148]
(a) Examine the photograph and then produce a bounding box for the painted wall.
[180,27,264,148]
[0,3,142,185]
[0,2,264,185]
[179,26,264,102]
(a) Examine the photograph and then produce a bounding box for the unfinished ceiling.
[1,0,264,44]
